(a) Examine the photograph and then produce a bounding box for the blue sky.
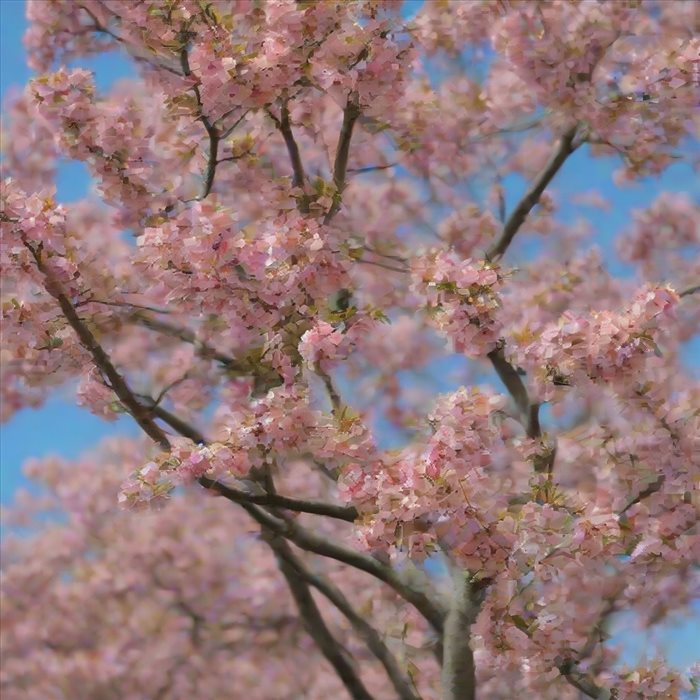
[1,0,698,675]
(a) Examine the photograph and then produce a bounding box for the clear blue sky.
[1,0,698,675]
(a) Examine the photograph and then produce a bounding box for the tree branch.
[485,126,579,261]
[487,345,529,418]
[488,344,555,474]
[241,491,357,522]
[558,662,611,699]
[133,313,247,372]
[237,502,446,636]
[275,102,307,190]
[679,282,700,298]
[26,242,441,653]
[619,475,665,517]
[268,102,310,213]
[141,402,358,521]
[179,47,220,200]
[140,400,207,444]
[325,94,361,224]
[139,400,442,638]
[276,545,422,700]
[317,366,342,415]
[79,5,183,76]
[25,242,170,450]
[441,571,488,700]
[347,163,398,174]
[264,531,376,700]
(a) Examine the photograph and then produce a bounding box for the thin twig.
[619,476,665,516]
[317,367,342,415]
[347,163,398,174]
[179,47,220,199]
[152,373,191,407]
[79,5,182,76]
[84,298,171,314]
[356,258,409,274]
[363,245,408,263]
[219,109,250,140]
[133,313,246,372]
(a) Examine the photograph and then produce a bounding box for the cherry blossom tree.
[1,1,699,698]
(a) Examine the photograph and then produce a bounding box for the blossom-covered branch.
[23,240,170,450]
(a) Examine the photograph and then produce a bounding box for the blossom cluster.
[617,193,700,288]
[511,285,680,401]
[411,250,503,357]
[298,314,379,372]
[1,180,153,419]
[120,385,376,509]
[493,3,699,177]
[437,203,499,259]
[137,203,349,325]
[340,387,512,574]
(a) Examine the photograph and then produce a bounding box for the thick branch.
[279,103,307,190]
[237,502,446,636]
[233,490,357,522]
[268,102,309,213]
[325,94,361,224]
[204,478,358,522]
[26,243,170,450]
[486,126,578,261]
[276,545,421,700]
[441,571,487,700]
[488,344,555,474]
[142,401,207,444]
[487,345,529,418]
[264,532,375,700]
